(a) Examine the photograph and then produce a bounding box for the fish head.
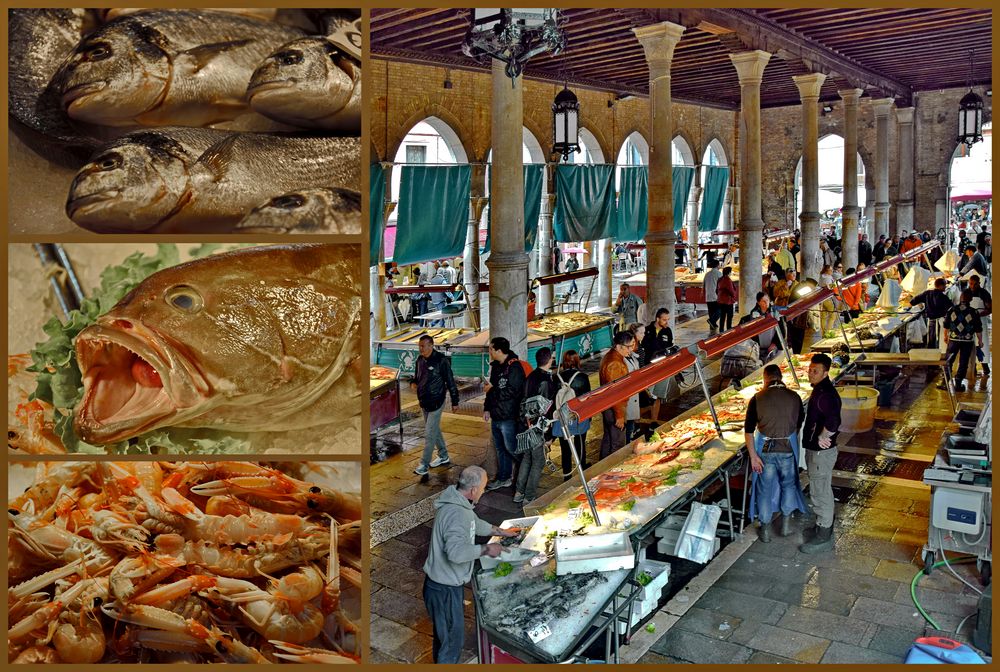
[237,188,361,233]
[57,20,171,126]
[247,37,358,124]
[67,134,192,232]
[74,246,360,443]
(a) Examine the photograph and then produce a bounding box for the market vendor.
[745,364,807,542]
[910,277,951,349]
[799,353,842,555]
[423,466,516,664]
[967,274,991,378]
[959,243,989,282]
[613,282,643,329]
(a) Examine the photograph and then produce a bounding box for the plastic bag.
[934,250,960,272]
[877,279,902,308]
[673,502,722,564]
[900,265,930,294]
[906,317,928,343]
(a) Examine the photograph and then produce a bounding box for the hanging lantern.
[462,9,565,84]
[552,86,579,161]
[957,49,984,150]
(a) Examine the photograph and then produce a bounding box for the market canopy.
[951,189,991,202]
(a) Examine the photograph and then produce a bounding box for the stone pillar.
[371,171,395,341]
[730,50,772,315]
[794,73,826,283]
[865,196,876,240]
[485,60,529,359]
[838,88,863,269]
[872,98,894,240]
[634,22,686,325]
[597,238,612,309]
[723,186,734,230]
[896,107,915,236]
[464,191,488,329]
[687,185,703,270]
[537,183,555,313]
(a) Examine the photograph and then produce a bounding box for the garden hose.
[910,556,978,630]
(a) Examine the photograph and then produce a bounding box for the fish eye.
[83,43,112,62]
[95,153,122,171]
[270,194,305,210]
[8,508,19,515]
[274,49,303,66]
[164,285,204,314]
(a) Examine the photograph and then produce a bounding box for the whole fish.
[54,10,304,128]
[8,9,101,162]
[73,244,361,445]
[235,187,361,234]
[99,8,278,22]
[67,130,360,233]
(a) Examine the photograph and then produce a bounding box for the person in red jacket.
[716,266,737,332]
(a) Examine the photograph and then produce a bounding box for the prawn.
[154,532,330,578]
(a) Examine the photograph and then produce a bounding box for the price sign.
[526,622,552,643]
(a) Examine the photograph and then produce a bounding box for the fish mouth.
[74,322,210,444]
[67,190,120,217]
[247,80,295,96]
[62,81,107,108]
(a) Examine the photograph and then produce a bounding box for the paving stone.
[649,628,753,664]
[820,641,903,664]
[743,623,831,663]
[713,571,774,597]
[395,523,434,548]
[866,624,925,658]
[765,582,857,617]
[776,604,871,645]
[674,607,742,640]
[727,619,765,646]
[833,534,921,564]
[791,550,880,576]
[372,537,427,571]
[848,596,933,630]
[368,648,404,664]
[638,651,689,664]
[747,651,801,664]
[370,587,434,635]
[892,581,981,616]
[387,630,434,664]
[811,566,901,601]
[695,586,787,624]
[370,555,426,599]
[370,615,419,655]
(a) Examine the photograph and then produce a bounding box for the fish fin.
[179,39,254,72]
[195,134,241,182]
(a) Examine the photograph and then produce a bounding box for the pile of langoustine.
[8,461,361,664]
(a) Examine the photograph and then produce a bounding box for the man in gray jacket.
[423,466,516,663]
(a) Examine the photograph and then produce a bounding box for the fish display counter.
[372,327,551,378]
[526,312,616,362]
[622,261,768,303]
[369,366,403,443]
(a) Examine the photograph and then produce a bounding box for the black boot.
[758,520,771,543]
[780,514,793,537]
[799,524,834,554]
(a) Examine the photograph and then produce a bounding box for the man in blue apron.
[745,364,808,542]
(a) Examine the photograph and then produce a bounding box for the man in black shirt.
[799,353,842,555]
[910,277,952,349]
[943,289,984,392]
[857,233,873,267]
[642,308,675,420]
[745,365,807,542]
[413,335,460,475]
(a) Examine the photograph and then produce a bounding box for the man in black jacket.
[642,308,676,421]
[858,233,873,267]
[910,278,952,349]
[413,335,460,476]
[515,348,558,504]
[483,337,526,491]
[799,353,842,555]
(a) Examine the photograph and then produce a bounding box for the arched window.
[615,131,648,191]
[389,117,468,228]
[567,128,605,164]
[949,121,992,231]
[793,134,867,233]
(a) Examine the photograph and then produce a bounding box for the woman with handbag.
[552,350,592,482]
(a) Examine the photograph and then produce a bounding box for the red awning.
[950,189,991,202]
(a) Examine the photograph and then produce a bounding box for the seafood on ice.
[6,461,361,664]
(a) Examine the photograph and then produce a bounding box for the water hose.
[910,556,977,630]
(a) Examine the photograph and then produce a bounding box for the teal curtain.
[672,166,695,232]
[369,164,385,264]
[699,166,730,232]
[483,164,545,253]
[553,164,616,242]
[614,166,648,242]
[393,165,471,266]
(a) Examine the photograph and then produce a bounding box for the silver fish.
[54,10,304,128]
[67,130,360,233]
[235,187,361,234]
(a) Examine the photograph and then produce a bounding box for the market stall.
[370,365,404,445]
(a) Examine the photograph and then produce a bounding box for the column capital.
[633,22,686,75]
[470,196,489,221]
[838,88,864,104]
[688,186,704,201]
[871,98,895,117]
[792,72,827,100]
[729,50,772,85]
[895,107,915,125]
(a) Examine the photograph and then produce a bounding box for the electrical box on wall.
[931,488,985,535]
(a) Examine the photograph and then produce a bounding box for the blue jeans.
[431,300,447,327]
[491,419,518,481]
[757,452,800,524]
[421,405,448,467]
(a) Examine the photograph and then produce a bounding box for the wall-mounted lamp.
[443,69,453,89]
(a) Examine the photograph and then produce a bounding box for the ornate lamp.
[552,85,579,161]
[958,50,984,150]
[462,9,565,83]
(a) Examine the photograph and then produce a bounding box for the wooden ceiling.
[371,8,993,109]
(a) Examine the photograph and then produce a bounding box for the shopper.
[624,325,645,443]
[565,254,580,294]
[599,330,634,459]
[872,234,887,263]
[745,364,807,542]
[773,269,795,308]
[799,353,842,554]
[967,274,992,377]
[715,267,737,332]
[910,277,952,349]
[428,266,450,327]
[703,260,722,333]
[515,348,558,504]
[554,350,592,481]
[642,308,676,420]
[423,466,515,664]
[858,233,873,267]
[483,337,526,491]
[839,269,864,320]
[412,335,459,476]
[614,282,643,329]
[943,289,984,392]
[747,292,778,356]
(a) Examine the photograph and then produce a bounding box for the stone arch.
[671,132,696,168]
[789,133,870,220]
[581,124,612,165]
[701,135,730,166]
[389,107,473,165]
[522,115,551,161]
[617,131,650,165]
[577,127,606,163]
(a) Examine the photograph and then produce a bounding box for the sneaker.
[513,492,524,504]
[983,363,990,376]
[413,463,429,476]
[429,456,451,468]
[486,478,512,491]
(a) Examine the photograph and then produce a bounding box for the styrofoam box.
[658,536,721,557]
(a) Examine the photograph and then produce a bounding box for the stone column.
[865,196,876,240]
[485,60,529,359]
[597,238,613,309]
[464,192,488,329]
[634,22,685,325]
[839,88,864,269]
[794,73,826,283]
[730,50,772,315]
[723,186,734,230]
[537,183,556,313]
[686,185,703,270]
[371,165,394,341]
[872,98,894,240]
[895,107,915,236]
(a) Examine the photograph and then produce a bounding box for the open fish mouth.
[67,190,120,216]
[62,81,107,107]
[74,324,208,443]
